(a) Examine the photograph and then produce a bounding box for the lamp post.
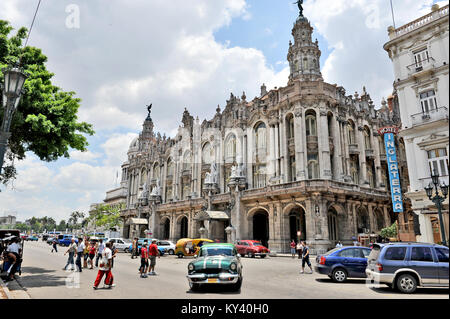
[0,64,27,175]
[424,170,449,246]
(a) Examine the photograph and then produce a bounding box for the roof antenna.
[390,0,396,29]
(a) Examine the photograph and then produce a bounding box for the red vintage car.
[235,240,270,258]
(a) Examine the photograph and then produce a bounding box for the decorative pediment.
[417,133,449,149]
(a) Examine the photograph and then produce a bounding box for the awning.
[127,218,148,225]
[194,211,230,221]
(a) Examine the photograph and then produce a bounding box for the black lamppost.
[0,64,27,174]
[424,170,449,246]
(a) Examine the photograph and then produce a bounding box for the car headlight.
[188,263,195,271]
[230,262,237,271]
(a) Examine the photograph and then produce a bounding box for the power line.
[23,0,42,48]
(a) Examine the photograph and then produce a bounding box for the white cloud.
[69,150,101,163]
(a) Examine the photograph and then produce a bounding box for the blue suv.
[58,235,78,246]
[315,246,372,282]
[366,242,449,293]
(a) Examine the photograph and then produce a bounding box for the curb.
[0,274,31,299]
[0,280,14,299]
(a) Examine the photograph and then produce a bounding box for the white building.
[384,4,449,244]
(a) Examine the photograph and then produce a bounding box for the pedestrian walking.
[93,242,115,289]
[88,241,96,269]
[290,240,296,258]
[83,238,89,268]
[76,237,85,272]
[63,238,77,271]
[95,239,105,267]
[51,237,58,253]
[296,241,303,259]
[110,242,118,268]
[300,241,313,274]
[148,239,160,275]
[140,240,149,278]
[131,237,137,259]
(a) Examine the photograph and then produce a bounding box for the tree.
[89,203,124,231]
[68,211,85,229]
[15,223,31,232]
[57,219,67,232]
[0,20,94,185]
[380,222,398,240]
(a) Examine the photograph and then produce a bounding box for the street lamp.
[0,64,27,174]
[425,170,449,246]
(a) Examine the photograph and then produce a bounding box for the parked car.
[186,243,243,291]
[314,246,372,282]
[235,240,270,258]
[366,242,449,293]
[128,238,166,256]
[156,240,176,255]
[58,235,78,246]
[26,235,39,241]
[175,238,214,258]
[20,234,28,240]
[107,238,131,252]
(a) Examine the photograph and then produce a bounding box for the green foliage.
[0,20,94,185]
[380,222,398,239]
[24,216,56,233]
[67,211,85,229]
[88,203,124,230]
[15,223,31,232]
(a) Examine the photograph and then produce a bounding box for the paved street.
[4,241,446,299]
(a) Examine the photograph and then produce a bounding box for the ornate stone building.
[120,11,409,254]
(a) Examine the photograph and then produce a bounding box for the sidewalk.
[0,273,31,299]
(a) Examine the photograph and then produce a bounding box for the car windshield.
[368,245,381,262]
[201,247,233,257]
[252,243,263,246]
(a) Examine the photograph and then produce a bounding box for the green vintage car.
[186,243,243,291]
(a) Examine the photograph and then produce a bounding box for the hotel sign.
[378,126,403,213]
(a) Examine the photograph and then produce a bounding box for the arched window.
[225,134,237,162]
[287,114,295,139]
[183,151,191,171]
[348,121,356,144]
[305,113,317,137]
[202,142,213,164]
[254,122,267,153]
[167,159,174,177]
[153,163,160,181]
[140,168,147,185]
[364,126,372,150]
[307,154,319,179]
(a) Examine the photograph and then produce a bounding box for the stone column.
[170,212,176,242]
[318,109,332,179]
[352,203,359,235]
[372,132,384,189]
[342,122,352,180]
[279,119,288,183]
[332,116,343,181]
[294,109,306,181]
[357,126,368,185]
[268,125,276,177]
[274,124,280,177]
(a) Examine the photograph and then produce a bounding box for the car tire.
[332,268,348,283]
[248,252,255,258]
[177,252,184,258]
[168,249,174,255]
[260,255,266,259]
[232,278,242,291]
[396,274,417,294]
[189,282,200,291]
[124,248,129,253]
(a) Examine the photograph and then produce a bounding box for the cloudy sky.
[0,0,446,223]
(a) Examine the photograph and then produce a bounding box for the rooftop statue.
[293,0,303,16]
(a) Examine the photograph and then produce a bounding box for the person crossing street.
[140,240,149,278]
[63,238,77,271]
[76,237,85,272]
[148,239,160,276]
[93,242,115,289]
[95,239,105,268]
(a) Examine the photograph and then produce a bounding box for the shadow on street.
[186,285,242,295]
[16,266,67,289]
[369,286,449,295]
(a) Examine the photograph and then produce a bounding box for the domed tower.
[287,11,323,83]
[140,103,155,151]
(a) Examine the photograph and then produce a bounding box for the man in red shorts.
[93,242,115,289]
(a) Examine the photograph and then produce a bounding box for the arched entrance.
[162,218,170,240]
[180,216,188,239]
[357,207,370,234]
[289,207,306,242]
[253,210,269,248]
[328,207,338,242]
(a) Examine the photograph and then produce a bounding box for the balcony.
[365,149,374,159]
[349,144,359,155]
[406,57,435,77]
[410,107,448,127]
